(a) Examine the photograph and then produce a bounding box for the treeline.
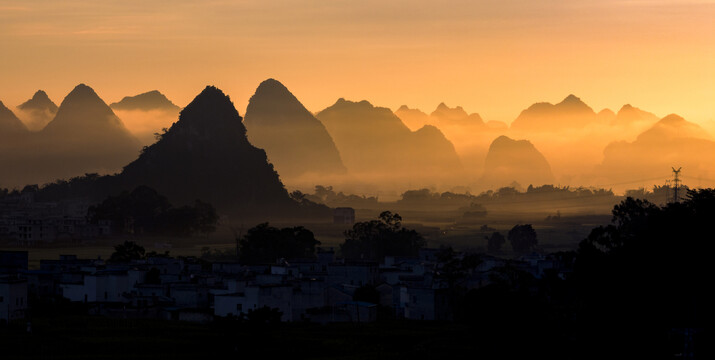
[222,190,713,356]
[302,185,378,208]
[89,186,218,236]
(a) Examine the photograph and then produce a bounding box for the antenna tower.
[671,167,682,203]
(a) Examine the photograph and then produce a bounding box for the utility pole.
[672,167,682,203]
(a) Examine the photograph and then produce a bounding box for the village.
[0,245,566,325]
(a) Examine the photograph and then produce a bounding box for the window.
[236,304,242,312]
[0,296,3,302]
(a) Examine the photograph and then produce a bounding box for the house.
[400,286,451,321]
[60,270,131,303]
[0,276,28,322]
[332,301,377,322]
[0,250,28,274]
[214,284,293,321]
[169,283,209,308]
[327,261,379,287]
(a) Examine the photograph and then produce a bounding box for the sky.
[0,0,713,125]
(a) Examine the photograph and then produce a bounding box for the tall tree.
[341,211,425,261]
[238,223,320,264]
[508,224,537,253]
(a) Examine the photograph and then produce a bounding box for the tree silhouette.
[486,232,506,252]
[109,240,145,263]
[508,224,537,253]
[340,211,425,261]
[238,223,320,264]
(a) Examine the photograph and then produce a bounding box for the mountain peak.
[110,90,180,111]
[397,105,410,111]
[558,94,587,106]
[67,83,98,100]
[175,86,244,136]
[256,78,287,91]
[562,94,580,102]
[248,79,297,110]
[31,90,51,102]
[436,102,449,110]
[243,79,346,177]
[483,135,554,187]
[119,84,295,215]
[658,113,685,126]
[18,90,59,113]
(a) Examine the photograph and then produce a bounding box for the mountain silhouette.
[614,104,659,126]
[316,98,462,175]
[0,85,141,188]
[110,90,180,111]
[16,90,59,131]
[0,100,29,136]
[243,79,346,178]
[511,94,597,131]
[598,114,715,188]
[117,85,295,215]
[394,105,430,131]
[430,102,485,127]
[481,135,554,188]
[40,84,140,155]
[18,90,58,113]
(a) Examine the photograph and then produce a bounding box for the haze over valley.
[2,80,711,206]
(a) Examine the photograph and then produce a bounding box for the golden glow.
[0,0,712,125]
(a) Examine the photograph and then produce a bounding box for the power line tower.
[672,167,682,203]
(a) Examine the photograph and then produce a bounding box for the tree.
[89,186,219,236]
[508,224,537,253]
[571,190,715,352]
[486,232,506,252]
[238,223,320,264]
[109,240,146,263]
[340,211,425,261]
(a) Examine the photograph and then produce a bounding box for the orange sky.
[1,0,713,125]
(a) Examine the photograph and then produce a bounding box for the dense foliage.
[238,223,321,264]
[89,186,218,236]
[340,211,425,261]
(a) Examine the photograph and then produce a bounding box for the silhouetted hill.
[243,79,346,178]
[598,114,715,187]
[110,90,180,111]
[40,84,140,160]
[18,90,58,113]
[411,125,463,169]
[596,108,616,123]
[394,105,430,131]
[118,86,297,216]
[316,98,462,175]
[481,135,554,187]
[0,85,142,188]
[430,103,485,127]
[16,90,58,131]
[511,94,597,131]
[614,104,659,126]
[0,100,29,135]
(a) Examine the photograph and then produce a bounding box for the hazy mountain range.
[16,90,58,131]
[2,81,712,208]
[243,79,346,179]
[110,90,181,112]
[316,98,463,181]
